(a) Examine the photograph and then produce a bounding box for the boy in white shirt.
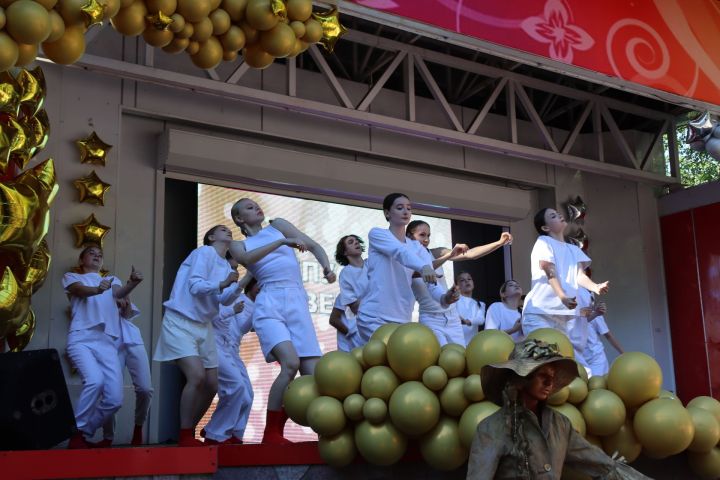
[329,234,368,351]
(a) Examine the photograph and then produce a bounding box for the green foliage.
[666,120,720,188]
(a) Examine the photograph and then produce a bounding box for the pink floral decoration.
[520,0,594,63]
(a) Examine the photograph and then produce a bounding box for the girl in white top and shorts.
[154,225,242,447]
[63,245,143,448]
[329,235,368,352]
[454,272,487,346]
[229,198,336,445]
[485,279,524,342]
[521,208,609,348]
[356,193,460,343]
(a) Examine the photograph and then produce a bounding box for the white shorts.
[253,283,322,362]
[153,310,218,368]
[522,312,573,337]
[419,312,465,347]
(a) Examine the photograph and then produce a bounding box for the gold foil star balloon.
[74,170,111,205]
[72,213,111,248]
[7,308,36,352]
[0,266,31,340]
[0,74,20,116]
[16,67,46,117]
[76,131,112,165]
[146,11,174,30]
[24,238,51,293]
[81,0,106,28]
[312,7,347,53]
[271,0,288,19]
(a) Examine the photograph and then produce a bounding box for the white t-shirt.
[243,224,303,286]
[62,272,122,338]
[586,315,610,375]
[163,245,239,324]
[120,302,144,346]
[216,293,255,349]
[358,228,445,324]
[523,236,591,316]
[334,263,369,338]
[456,296,486,345]
[485,301,523,341]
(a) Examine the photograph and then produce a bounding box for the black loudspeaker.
[0,348,76,450]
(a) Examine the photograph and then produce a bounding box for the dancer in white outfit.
[204,269,258,444]
[154,225,242,447]
[356,193,460,343]
[455,272,487,345]
[485,279,524,342]
[406,220,512,346]
[581,296,623,377]
[229,198,336,445]
[521,208,609,342]
[98,297,153,447]
[63,245,143,449]
[329,235,367,352]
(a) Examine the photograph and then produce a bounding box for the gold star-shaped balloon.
[271,0,287,19]
[72,213,111,248]
[24,238,51,293]
[76,131,112,165]
[17,67,46,117]
[7,307,36,352]
[312,7,347,53]
[0,266,32,341]
[81,0,106,28]
[74,170,111,205]
[23,109,50,159]
[146,11,174,30]
[8,116,30,170]
[0,72,20,116]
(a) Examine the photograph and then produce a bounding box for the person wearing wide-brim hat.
[467,339,651,480]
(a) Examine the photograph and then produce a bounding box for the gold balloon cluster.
[286,324,720,476]
[0,65,57,352]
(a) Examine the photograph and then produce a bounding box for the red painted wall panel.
[660,211,710,402]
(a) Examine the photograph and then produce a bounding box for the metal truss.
[43,20,681,185]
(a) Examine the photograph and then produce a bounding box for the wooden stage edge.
[0,441,324,480]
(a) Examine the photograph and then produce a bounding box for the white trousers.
[419,312,465,347]
[101,343,154,440]
[66,328,124,437]
[203,338,253,441]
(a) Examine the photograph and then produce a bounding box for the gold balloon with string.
[73,170,111,205]
[72,213,111,248]
[76,131,112,165]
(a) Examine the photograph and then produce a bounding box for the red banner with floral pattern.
[349,0,720,106]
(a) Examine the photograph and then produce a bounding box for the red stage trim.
[218,441,323,466]
[0,446,218,480]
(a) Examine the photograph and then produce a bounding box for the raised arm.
[442,232,513,263]
[270,218,336,283]
[114,265,143,299]
[577,268,609,296]
[540,260,578,310]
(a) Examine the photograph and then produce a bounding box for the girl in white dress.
[63,245,143,449]
[521,208,609,342]
[154,225,241,447]
[329,235,367,352]
[454,272,486,345]
[229,198,336,445]
[485,279,524,341]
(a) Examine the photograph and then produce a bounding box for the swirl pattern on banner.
[607,19,669,81]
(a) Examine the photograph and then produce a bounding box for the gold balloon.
[177,23,193,39]
[209,8,231,35]
[42,25,86,65]
[548,385,570,405]
[350,345,366,370]
[307,395,346,436]
[76,131,112,165]
[577,361,589,383]
[220,25,246,52]
[688,447,720,479]
[73,170,111,205]
[362,397,387,424]
[162,36,189,54]
[286,0,311,22]
[58,0,90,26]
[101,0,121,19]
[354,420,406,466]
[190,36,223,69]
[72,213,111,248]
[420,416,468,471]
[24,237,50,292]
[222,0,246,22]
[146,11,174,30]
[120,0,133,7]
[223,48,237,62]
[525,328,574,358]
[462,374,485,402]
[388,381,440,436]
[314,350,363,400]
[190,17,213,43]
[0,158,57,263]
[369,323,400,345]
[146,0,177,14]
[0,267,31,341]
[0,6,5,29]
[289,20,305,39]
[260,22,295,58]
[687,407,720,453]
[465,329,514,374]
[588,375,607,391]
[580,389,626,436]
[311,7,347,53]
[362,338,386,367]
[110,1,147,36]
[633,398,694,458]
[168,13,185,33]
[458,401,500,448]
[302,18,322,43]
[35,0,59,9]
[386,323,440,381]
[439,377,469,417]
[142,25,173,47]
[14,43,38,67]
[6,0,51,44]
[185,40,199,55]
[550,403,586,436]
[657,389,682,404]
[245,0,279,31]
[80,0,105,27]
[0,32,19,72]
[342,393,365,421]
[176,0,211,23]
[422,365,448,392]
[361,365,398,402]
[438,348,465,378]
[318,428,356,468]
[687,396,720,427]
[567,377,588,404]
[607,352,662,408]
[283,374,318,426]
[46,9,66,43]
[239,21,259,44]
[7,306,35,351]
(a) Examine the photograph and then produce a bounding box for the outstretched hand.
[594,281,609,295]
[499,232,513,245]
[128,265,143,284]
[449,243,469,257]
